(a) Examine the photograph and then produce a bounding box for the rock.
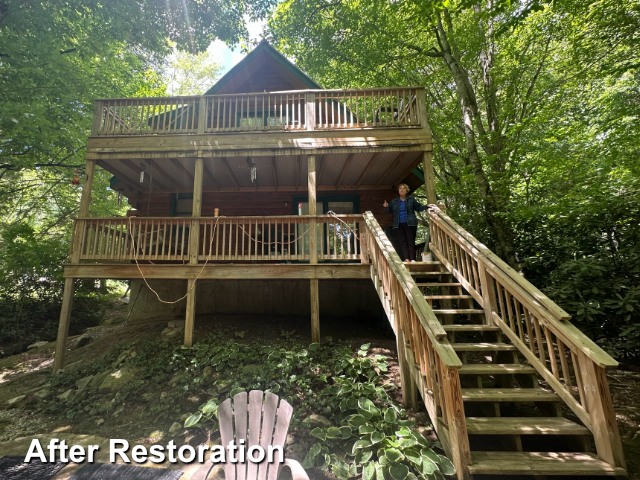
[169,422,182,435]
[65,361,82,371]
[57,389,75,401]
[165,329,181,339]
[168,320,185,329]
[96,418,105,426]
[304,414,332,428]
[99,368,138,393]
[116,350,130,364]
[242,364,263,376]
[33,389,50,402]
[27,341,49,350]
[161,327,172,336]
[76,375,94,390]
[75,337,93,349]
[216,381,232,394]
[90,372,109,391]
[6,395,26,408]
[169,372,186,386]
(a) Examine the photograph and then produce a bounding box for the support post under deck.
[185,157,203,346]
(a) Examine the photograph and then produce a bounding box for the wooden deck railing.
[70,215,364,263]
[361,212,471,478]
[90,88,424,136]
[427,208,626,470]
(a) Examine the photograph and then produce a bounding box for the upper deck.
[86,87,431,160]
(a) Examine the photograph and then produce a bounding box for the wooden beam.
[422,150,437,204]
[170,158,195,184]
[190,158,203,264]
[271,156,278,189]
[63,263,371,279]
[184,279,196,347]
[221,157,240,188]
[391,153,424,189]
[146,159,182,188]
[355,152,382,188]
[202,158,220,190]
[336,153,355,186]
[79,159,95,217]
[96,161,144,193]
[310,278,320,343]
[308,154,318,265]
[375,152,406,187]
[315,154,324,186]
[52,277,74,374]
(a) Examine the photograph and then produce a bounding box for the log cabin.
[57,41,627,478]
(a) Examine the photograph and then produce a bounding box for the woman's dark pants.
[397,222,417,261]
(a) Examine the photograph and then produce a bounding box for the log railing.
[427,207,626,470]
[91,87,424,136]
[70,215,364,263]
[361,212,470,479]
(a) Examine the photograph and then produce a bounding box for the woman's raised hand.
[383,200,388,208]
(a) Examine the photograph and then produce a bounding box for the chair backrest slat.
[267,401,293,480]
[218,398,235,480]
[246,391,264,480]
[234,391,249,480]
[218,390,291,480]
[257,392,279,480]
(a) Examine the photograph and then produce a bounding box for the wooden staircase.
[360,211,627,479]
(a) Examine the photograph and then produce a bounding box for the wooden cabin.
[57,41,627,479]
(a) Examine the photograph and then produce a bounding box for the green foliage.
[0,224,106,345]
[268,0,640,358]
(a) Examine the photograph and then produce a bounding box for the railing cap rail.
[362,212,461,368]
[428,207,618,369]
[94,87,425,102]
[75,214,364,221]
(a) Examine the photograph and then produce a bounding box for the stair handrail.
[427,207,626,470]
[362,213,471,478]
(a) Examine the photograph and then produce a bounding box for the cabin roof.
[204,40,321,95]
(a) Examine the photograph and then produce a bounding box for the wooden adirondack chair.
[191,391,309,480]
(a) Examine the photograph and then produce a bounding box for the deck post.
[185,157,203,346]
[308,154,320,342]
[184,278,196,347]
[308,154,318,265]
[477,260,498,325]
[305,93,315,131]
[578,352,626,469]
[422,150,437,205]
[310,278,320,343]
[52,277,75,374]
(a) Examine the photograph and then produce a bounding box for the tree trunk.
[435,10,520,269]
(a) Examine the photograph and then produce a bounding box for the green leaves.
[389,464,409,480]
[184,412,202,428]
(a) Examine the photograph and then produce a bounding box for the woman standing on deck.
[383,184,436,262]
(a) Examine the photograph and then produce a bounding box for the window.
[292,195,360,259]
[293,195,360,215]
[170,193,193,217]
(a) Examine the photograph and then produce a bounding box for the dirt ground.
[0,303,638,479]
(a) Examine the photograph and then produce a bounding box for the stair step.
[462,388,559,402]
[466,417,590,435]
[469,451,626,476]
[453,343,517,352]
[424,295,473,299]
[410,272,448,276]
[442,324,500,332]
[432,309,484,314]
[459,364,536,375]
[416,283,461,287]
